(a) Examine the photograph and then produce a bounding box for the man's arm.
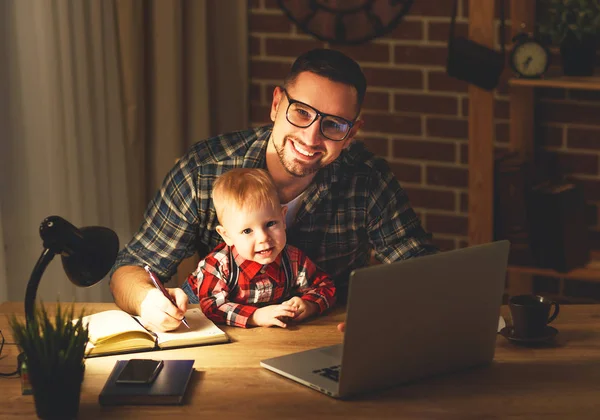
[367,160,437,262]
[110,265,188,332]
[109,155,201,330]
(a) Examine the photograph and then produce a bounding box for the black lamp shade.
[61,226,120,287]
[25,216,120,324]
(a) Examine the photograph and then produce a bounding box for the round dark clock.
[278,0,415,45]
[510,32,550,79]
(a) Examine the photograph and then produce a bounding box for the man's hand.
[249,302,298,328]
[281,296,319,323]
[139,287,189,332]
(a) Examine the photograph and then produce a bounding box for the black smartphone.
[116,359,164,385]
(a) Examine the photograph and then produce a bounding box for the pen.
[144,265,190,329]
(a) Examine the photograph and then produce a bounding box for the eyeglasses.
[0,330,3,358]
[281,88,355,141]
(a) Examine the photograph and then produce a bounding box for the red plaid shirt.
[184,243,336,328]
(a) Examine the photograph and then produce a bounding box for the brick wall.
[248,0,600,261]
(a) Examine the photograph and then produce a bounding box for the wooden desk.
[2,302,600,419]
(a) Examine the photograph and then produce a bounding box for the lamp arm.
[25,248,56,325]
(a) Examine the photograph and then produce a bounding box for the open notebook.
[79,308,228,357]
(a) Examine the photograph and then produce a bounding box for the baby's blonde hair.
[212,168,281,224]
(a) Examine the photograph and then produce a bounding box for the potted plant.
[10,304,89,420]
[538,0,600,76]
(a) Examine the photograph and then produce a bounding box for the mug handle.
[547,301,560,324]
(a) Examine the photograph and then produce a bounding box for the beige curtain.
[0,0,247,303]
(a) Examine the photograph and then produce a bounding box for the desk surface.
[2,302,600,419]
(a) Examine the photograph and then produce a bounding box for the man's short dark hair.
[284,48,367,113]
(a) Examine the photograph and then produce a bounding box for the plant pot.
[560,34,597,76]
[29,363,85,420]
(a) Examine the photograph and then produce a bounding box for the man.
[110,48,435,332]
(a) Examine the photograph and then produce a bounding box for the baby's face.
[218,203,287,264]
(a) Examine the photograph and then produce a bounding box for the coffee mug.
[508,295,560,338]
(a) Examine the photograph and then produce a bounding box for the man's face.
[269,72,364,178]
[216,203,287,265]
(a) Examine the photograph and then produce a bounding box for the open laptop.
[260,240,510,399]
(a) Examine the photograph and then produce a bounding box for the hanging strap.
[449,0,505,56]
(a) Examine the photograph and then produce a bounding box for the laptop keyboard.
[312,365,341,382]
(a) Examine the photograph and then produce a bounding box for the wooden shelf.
[509,75,600,91]
[508,251,600,282]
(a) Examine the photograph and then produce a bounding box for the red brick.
[392,138,455,162]
[539,102,600,125]
[461,97,468,117]
[460,191,468,212]
[427,117,467,139]
[395,94,458,115]
[538,88,566,100]
[266,38,325,58]
[429,22,467,42]
[426,214,468,235]
[389,162,422,183]
[362,67,423,89]
[264,0,279,9]
[432,237,457,252]
[404,187,455,211]
[427,165,468,187]
[459,143,468,165]
[249,0,260,9]
[567,128,600,150]
[249,13,291,33]
[580,179,600,201]
[411,0,455,17]
[249,83,262,104]
[461,0,468,17]
[540,125,563,147]
[249,36,261,56]
[250,105,271,125]
[335,44,390,63]
[389,20,423,40]
[362,91,389,111]
[429,71,468,92]
[362,113,421,136]
[555,151,599,176]
[496,122,509,143]
[250,60,291,80]
[356,135,389,157]
[394,45,447,66]
[495,99,509,119]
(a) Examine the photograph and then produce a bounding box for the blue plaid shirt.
[111,125,435,294]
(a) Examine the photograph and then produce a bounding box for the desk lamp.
[25,216,119,324]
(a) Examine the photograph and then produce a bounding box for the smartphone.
[116,359,164,385]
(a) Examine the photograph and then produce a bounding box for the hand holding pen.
[144,265,191,329]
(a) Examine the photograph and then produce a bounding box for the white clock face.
[512,41,548,77]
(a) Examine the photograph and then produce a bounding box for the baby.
[182,168,336,328]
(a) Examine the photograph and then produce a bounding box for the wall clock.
[510,32,550,79]
[278,0,415,45]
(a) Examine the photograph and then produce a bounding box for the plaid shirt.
[111,125,435,296]
[182,243,336,328]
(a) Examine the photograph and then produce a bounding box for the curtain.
[0,0,248,304]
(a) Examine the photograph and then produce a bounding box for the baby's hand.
[282,296,318,323]
[249,302,297,328]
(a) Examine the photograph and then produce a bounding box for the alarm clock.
[510,32,550,78]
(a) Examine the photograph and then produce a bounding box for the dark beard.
[274,135,321,178]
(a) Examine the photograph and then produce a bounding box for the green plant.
[10,304,89,419]
[538,0,600,43]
